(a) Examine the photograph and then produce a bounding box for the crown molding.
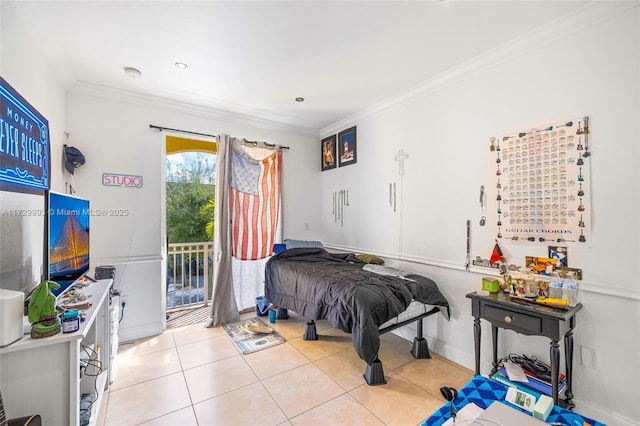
[321,1,639,136]
[68,82,320,138]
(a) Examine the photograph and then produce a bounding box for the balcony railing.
[167,241,213,310]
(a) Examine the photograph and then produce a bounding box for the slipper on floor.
[242,322,274,335]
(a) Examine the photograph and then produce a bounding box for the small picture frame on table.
[321,135,337,171]
[338,126,357,167]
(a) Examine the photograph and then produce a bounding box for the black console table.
[466,291,582,409]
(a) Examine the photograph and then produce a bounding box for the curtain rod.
[149,124,290,149]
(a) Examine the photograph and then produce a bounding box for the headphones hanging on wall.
[440,386,459,421]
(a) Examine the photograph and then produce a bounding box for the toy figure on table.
[500,275,512,293]
[536,280,550,298]
[28,281,62,338]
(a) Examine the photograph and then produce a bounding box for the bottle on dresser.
[548,272,564,300]
[562,271,579,307]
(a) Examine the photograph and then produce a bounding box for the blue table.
[421,376,605,426]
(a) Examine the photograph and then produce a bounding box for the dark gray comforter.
[264,248,450,364]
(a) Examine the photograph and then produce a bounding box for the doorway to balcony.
[165,136,216,325]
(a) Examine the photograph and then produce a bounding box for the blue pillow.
[284,239,324,249]
[273,243,287,254]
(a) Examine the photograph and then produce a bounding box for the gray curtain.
[206,134,240,327]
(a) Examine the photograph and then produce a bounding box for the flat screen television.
[48,191,90,296]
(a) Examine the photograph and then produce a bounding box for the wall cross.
[395,149,409,176]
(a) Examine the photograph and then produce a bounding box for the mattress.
[379,300,432,329]
[265,247,450,364]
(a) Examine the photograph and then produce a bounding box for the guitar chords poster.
[489,117,591,248]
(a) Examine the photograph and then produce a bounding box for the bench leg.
[303,320,318,340]
[363,358,387,385]
[411,317,432,359]
[412,337,431,359]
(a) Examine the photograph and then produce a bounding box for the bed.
[264,247,450,385]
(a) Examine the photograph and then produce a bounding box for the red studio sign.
[102,173,143,188]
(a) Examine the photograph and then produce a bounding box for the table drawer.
[485,305,542,333]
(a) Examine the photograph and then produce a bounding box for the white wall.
[3,1,638,424]
[2,0,321,343]
[0,2,68,291]
[65,88,320,341]
[320,4,639,426]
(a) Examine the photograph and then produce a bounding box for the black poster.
[0,76,50,194]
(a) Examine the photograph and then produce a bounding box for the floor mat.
[222,317,286,354]
[166,305,210,329]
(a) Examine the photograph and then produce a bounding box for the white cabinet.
[0,279,113,426]
[108,294,120,385]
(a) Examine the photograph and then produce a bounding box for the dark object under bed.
[264,247,450,385]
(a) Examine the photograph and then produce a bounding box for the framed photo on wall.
[338,126,357,167]
[548,245,568,268]
[321,134,337,171]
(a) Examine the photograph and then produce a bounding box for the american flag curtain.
[230,143,282,260]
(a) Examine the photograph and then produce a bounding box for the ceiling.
[8,1,584,133]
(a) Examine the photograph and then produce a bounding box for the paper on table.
[442,402,485,426]
[504,360,529,382]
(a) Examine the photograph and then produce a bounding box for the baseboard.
[569,399,638,426]
[117,321,164,343]
[428,337,477,372]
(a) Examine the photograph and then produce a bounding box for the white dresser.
[0,279,114,426]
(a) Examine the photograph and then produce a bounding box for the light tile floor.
[98,312,473,426]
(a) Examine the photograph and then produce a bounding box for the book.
[523,369,566,385]
[491,372,542,400]
[502,359,565,387]
[501,368,566,396]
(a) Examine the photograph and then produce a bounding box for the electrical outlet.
[580,346,597,368]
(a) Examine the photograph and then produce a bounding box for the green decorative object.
[482,277,500,293]
[28,281,61,338]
